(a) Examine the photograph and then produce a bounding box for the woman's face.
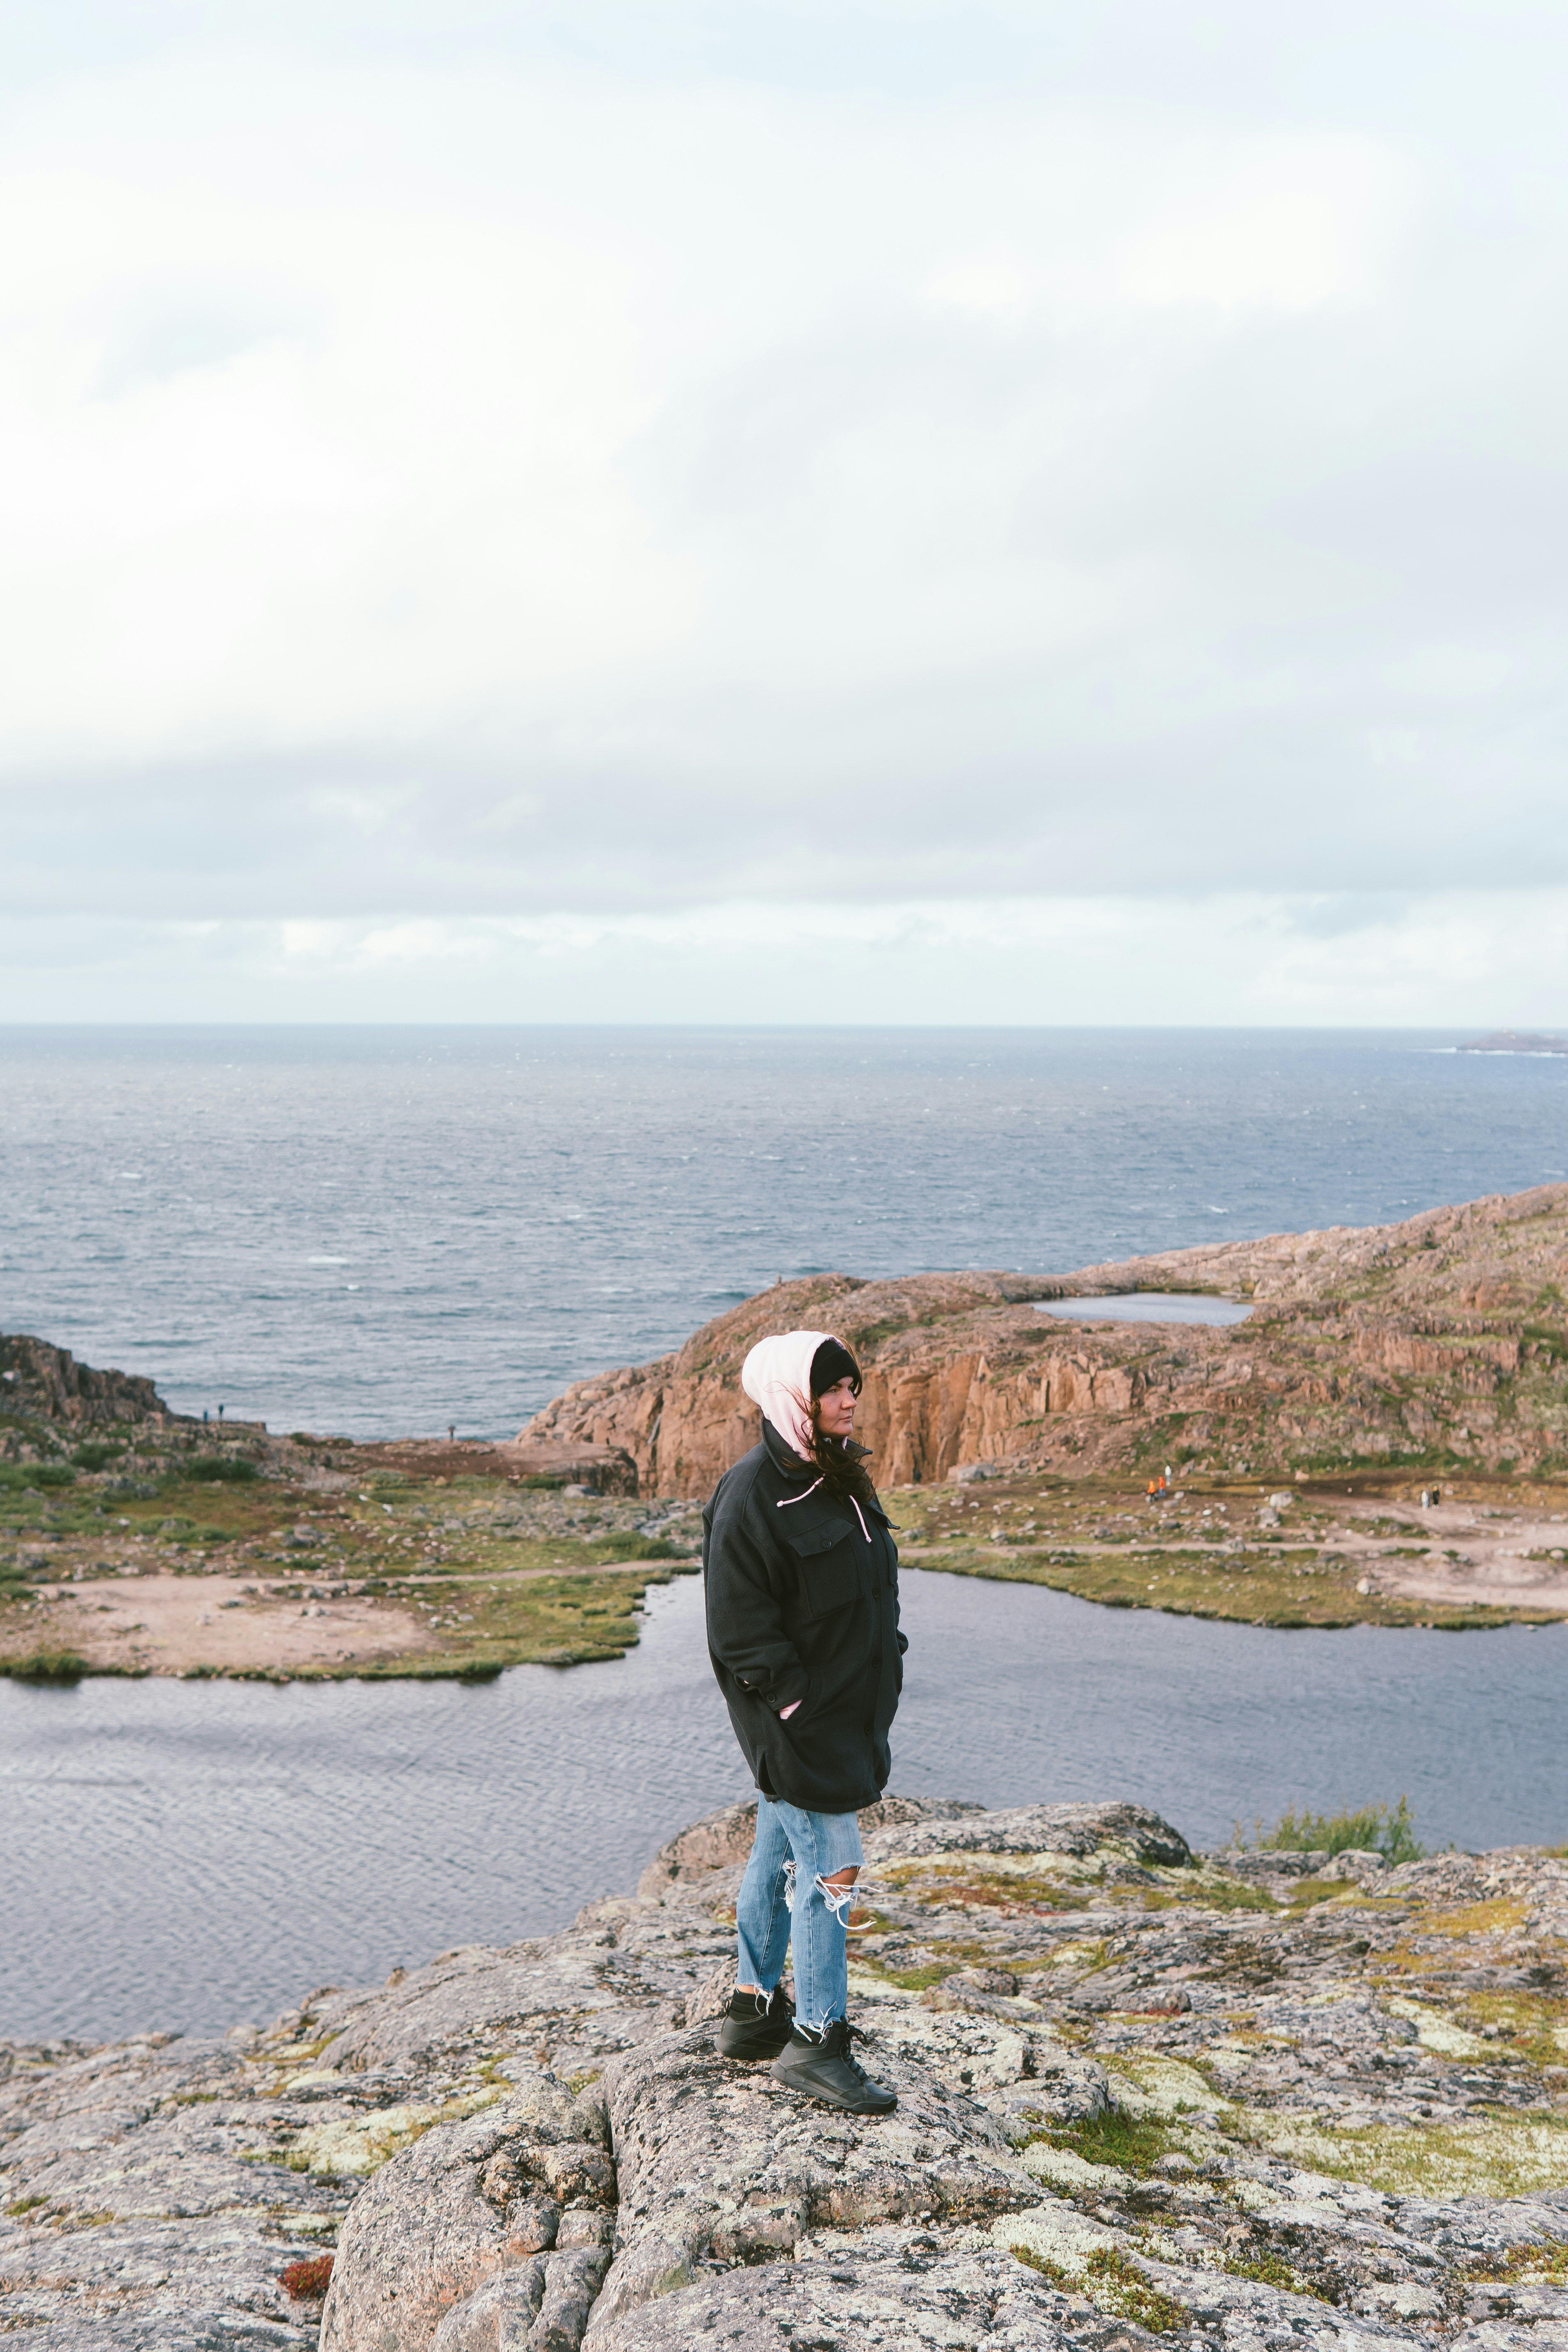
[815,1376,858,1439]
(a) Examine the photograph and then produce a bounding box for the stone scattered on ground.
[4,1795,1565,2349]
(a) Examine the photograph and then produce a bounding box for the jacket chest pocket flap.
[782,1510,869,1619]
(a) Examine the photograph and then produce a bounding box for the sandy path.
[27,1573,431,1674]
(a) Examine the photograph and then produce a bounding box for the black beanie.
[810,1337,861,1396]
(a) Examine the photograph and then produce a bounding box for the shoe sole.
[769,2065,897,2114]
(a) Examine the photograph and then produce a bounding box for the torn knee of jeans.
[782,1859,797,1907]
[814,1873,858,1925]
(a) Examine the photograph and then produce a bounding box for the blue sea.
[3,1026,1566,1438]
[4,1026,1568,2042]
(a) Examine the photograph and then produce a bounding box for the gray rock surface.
[5,1797,1567,2350]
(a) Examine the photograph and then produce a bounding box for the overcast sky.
[2,0,1566,1024]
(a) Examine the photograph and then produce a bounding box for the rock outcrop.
[0,1333,171,1432]
[9,1791,1563,2347]
[519,1186,1568,1493]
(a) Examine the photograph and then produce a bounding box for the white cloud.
[6,890,1568,1028]
[0,2,1563,1017]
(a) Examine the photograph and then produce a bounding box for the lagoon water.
[3,1569,1564,2045]
[1036,1294,1254,1326]
[4,1026,1568,2043]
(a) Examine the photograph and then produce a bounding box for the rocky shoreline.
[7,1186,1568,1683]
[3,1795,1565,2350]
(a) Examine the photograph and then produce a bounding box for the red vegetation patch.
[280,2253,334,2300]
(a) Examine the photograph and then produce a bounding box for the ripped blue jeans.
[734,1797,864,2033]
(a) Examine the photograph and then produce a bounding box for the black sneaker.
[770,2018,897,2114]
[718,1986,794,2061]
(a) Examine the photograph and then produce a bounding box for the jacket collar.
[760,1417,887,1522]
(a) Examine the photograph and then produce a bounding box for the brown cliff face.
[0,1332,171,1431]
[519,1184,1568,1497]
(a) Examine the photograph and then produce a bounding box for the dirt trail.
[29,1573,430,1674]
[1331,1499,1568,1610]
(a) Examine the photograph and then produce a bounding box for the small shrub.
[279,2253,334,2300]
[0,1463,76,1491]
[181,1457,257,1484]
[70,1443,124,1471]
[5,1650,89,1685]
[593,1533,679,1561]
[1252,1795,1423,1866]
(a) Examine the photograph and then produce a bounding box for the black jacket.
[703,1418,906,1814]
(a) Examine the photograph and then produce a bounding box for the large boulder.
[318,2084,614,2352]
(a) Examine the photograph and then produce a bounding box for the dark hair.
[806,1340,877,1507]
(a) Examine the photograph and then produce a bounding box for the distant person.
[703,1329,906,2116]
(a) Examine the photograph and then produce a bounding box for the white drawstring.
[777,1479,871,1545]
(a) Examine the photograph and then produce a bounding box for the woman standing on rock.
[702,1329,906,2116]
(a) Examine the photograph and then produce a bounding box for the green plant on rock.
[1464,2241,1568,2285]
[1251,1795,1423,1865]
[1082,2247,1189,2333]
[70,1442,124,1470]
[1035,2105,1177,2176]
[1009,2245,1071,2286]
[0,1463,76,1491]
[1224,2248,1332,2300]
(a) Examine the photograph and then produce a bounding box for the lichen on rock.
[4,1794,1566,2348]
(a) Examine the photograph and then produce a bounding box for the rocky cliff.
[0,1333,172,1435]
[519,1186,1568,1494]
[5,1795,1565,2350]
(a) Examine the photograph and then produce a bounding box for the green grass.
[586,1532,682,1561]
[70,1443,126,1471]
[1033,2105,1178,2177]
[1252,1795,1423,1864]
[1082,2247,1189,2333]
[906,1531,1554,1631]
[2,1649,89,1684]
[0,1463,76,1491]
[1157,1878,1276,1915]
